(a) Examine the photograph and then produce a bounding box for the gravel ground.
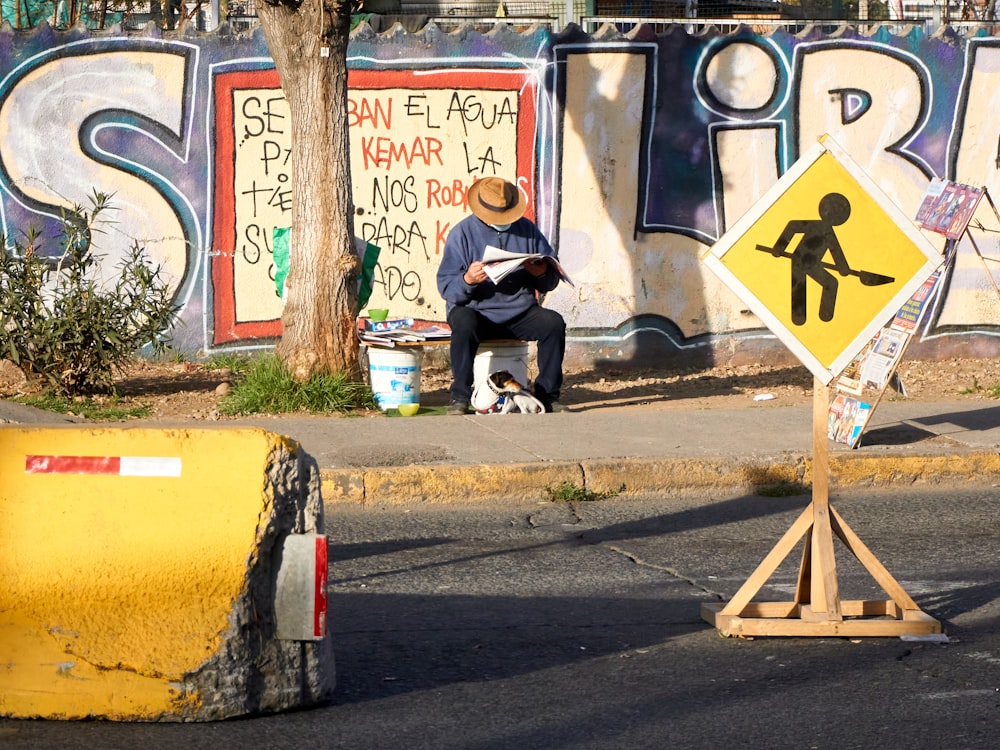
[3,354,999,421]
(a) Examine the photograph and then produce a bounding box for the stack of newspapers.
[357,318,451,347]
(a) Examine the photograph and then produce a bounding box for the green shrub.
[0,192,178,395]
[219,353,377,415]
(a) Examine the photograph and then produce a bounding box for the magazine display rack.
[826,256,948,448]
[960,187,1000,303]
[827,180,1000,449]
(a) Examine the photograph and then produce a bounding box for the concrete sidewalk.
[241,398,1000,504]
[4,397,999,504]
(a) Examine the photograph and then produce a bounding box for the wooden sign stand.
[701,378,942,638]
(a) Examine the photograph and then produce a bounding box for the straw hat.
[467,177,527,225]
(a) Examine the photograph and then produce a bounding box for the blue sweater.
[436,215,561,324]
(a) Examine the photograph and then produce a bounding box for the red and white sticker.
[25,455,182,477]
[313,534,328,639]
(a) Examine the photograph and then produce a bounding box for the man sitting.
[436,177,567,414]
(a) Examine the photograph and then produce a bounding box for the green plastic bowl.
[367,308,389,322]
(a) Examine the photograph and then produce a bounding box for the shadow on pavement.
[909,405,1000,433]
[329,591,704,705]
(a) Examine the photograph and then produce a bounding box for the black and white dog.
[471,370,545,414]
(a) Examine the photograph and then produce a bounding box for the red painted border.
[211,68,539,345]
[211,68,283,345]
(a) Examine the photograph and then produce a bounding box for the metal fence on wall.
[362,0,999,31]
[335,1,996,34]
[6,0,994,34]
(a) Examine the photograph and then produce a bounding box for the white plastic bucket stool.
[473,341,530,394]
[367,347,421,410]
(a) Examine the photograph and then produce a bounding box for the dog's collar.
[486,374,506,397]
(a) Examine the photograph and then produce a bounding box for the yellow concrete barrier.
[0,426,332,721]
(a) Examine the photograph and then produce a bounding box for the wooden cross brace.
[701,379,942,638]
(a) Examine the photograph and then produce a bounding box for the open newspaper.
[482,246,574,286]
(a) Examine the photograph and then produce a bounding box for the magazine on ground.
[482,246,574,287]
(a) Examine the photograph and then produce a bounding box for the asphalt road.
[5,486,1000,749]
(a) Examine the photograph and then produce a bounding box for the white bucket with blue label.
[367,346,421,410]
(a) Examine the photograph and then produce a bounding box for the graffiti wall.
[1,22,999,367]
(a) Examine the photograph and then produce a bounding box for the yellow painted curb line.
[582,456,807,496]
[827,451,1000,487]
[323,462,584,504]
[322,451,1000,505]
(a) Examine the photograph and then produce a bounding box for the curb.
[320,450,1000,505]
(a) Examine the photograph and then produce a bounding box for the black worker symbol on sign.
[756,193,895,326]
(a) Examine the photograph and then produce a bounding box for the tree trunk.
[257,0,360,380]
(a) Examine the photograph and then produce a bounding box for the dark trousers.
[446,305,566,404]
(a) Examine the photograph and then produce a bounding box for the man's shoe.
[547,401,569,413]
[447,400,470,415]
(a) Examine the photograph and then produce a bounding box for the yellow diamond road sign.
[703,136,942,384]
